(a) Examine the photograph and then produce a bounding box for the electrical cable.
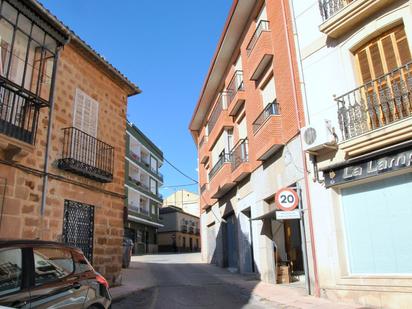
[162,182,198,189]
[163,157,198,183]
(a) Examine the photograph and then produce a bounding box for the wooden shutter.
[355,25,412,83]
[73,88,99,137]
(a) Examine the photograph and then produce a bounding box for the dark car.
[0,240,111,308]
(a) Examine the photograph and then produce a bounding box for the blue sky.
[39,0,232,196]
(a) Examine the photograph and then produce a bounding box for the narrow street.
[112,253,270,309]
[111,253,361,309]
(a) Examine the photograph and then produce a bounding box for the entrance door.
[284,219,304,276]
[62,200,94,262]
[225,214,238,269]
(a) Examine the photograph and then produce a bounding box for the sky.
[39,0,232,197]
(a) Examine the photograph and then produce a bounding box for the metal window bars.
[252,100,280,133]
[336,61,412,141]
[57,127,114,183]
[246,20,270,56]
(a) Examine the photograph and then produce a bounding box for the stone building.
[0,0,139,284]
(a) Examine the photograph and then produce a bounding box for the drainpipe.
[280,0,320,296]
[40,46,63,235]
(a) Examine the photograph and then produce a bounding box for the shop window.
[341,173,412,274]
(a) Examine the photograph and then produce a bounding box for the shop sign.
[275,188,299,211]
[276,210,301,220]
[324,148,412,187]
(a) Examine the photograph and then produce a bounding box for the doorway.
[223,214,238,270]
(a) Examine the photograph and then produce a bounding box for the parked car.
[0,240,111,308]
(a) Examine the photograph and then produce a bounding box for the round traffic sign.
[275,188,299,211]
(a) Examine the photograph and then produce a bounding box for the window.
[260,75,276,107]
[341,173,412,274]
[238,116,247,140]
[0,248,22,296]
[355,25,411,85]
[72,250,93,274]
[151,204,156,215]
[34,247,74,286]
[150,178,157,195]
[150,156,158,174]
[73,88,99,137]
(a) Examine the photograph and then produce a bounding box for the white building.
[290,0,412,307]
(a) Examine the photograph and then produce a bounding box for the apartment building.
[0,0,139,284]
[290,0,412,307]
[158,206,200,253]
[162,189,200,217]
[124,122,163,255]
[189,0,316,288]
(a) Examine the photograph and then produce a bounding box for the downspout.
[280,0,320,296]
[40,46,63,237]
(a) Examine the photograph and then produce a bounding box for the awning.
[252,209,277,221]
[128,215,164,228]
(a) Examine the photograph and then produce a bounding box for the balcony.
[209,153,231,180]
[199,135,209,164]
[57,127,114,183]
[336,62,412,156]
[181,225,188,233]
[207,92,228,135]
[227,71,246,116]
[128,151,164,182]
[247,20,270,56]
[188,226,194,234]
[252,101,283,160]
[253,101,280,133]
[200,183,207,194]
[230,139,251,183]
[128,177,163,203]
[318,0,392,38]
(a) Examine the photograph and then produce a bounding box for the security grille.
[62,200,95,263]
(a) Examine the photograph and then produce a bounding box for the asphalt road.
[112,253,275,309]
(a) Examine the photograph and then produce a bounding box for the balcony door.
[72,88,99,166]
[354,25,411,129]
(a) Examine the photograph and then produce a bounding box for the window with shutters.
[73,88,99,137]
[337,24,412,140]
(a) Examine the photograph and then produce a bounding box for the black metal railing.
[0,81,41,145]
[181,225,188,233]
[208,153,231,180]
[57,127,114,183]
[188,226,194,234]
[252,100,280,133]
[337,62,412,141]
[200,183,207,194]
[246,20,270,56]
[231,139,248,171]
[318,0,352,21]
[207,92,228,134]
[227,71,244,105]
[129,151,164,182]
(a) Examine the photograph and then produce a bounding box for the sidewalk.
[110,257,366,309]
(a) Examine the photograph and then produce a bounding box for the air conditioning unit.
[301,120,337,152]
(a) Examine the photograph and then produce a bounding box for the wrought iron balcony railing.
[337,62,412,141]
[252,100,280,133]
[181,225,188,233]
[57,127,114,183]
[318,0,353,21]
[227,71,244,106]
[246,20,270,56]
[0,80,43,145]
[207,92,228,134]
[208,153,231,180]
[230,139,248,171]
[188,226,194,234]
[129,151,164,182]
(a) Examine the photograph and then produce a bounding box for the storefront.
[323,142,412,276]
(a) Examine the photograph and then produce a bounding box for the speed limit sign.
[275,188,299,211]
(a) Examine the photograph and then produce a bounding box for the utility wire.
[163,157,198,184]
[162,182,198,189]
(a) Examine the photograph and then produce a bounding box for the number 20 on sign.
[275,188,299,211]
